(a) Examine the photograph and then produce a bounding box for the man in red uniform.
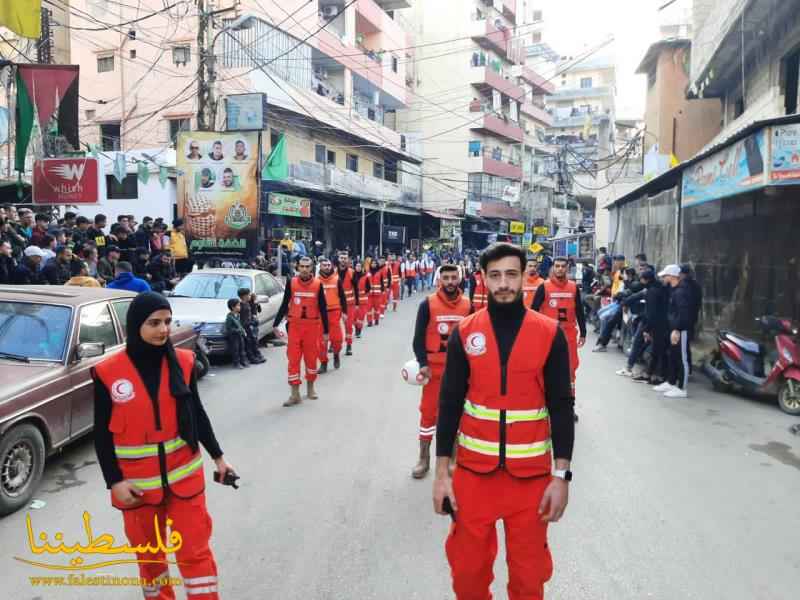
[410,264,471,479]
[469,269,488,311]
[433,243,575,600]
[354,260,371,334]
[522,257,544,307]
[337,251,357,355]
[318,257,348,373]
[93,292,236,600]
[388,252,402,311]
[273,256,329,406]
[531,256,586,419]
[368,259,384,327]
[402,254,418,299]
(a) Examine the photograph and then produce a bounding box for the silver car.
[167,269,285,356]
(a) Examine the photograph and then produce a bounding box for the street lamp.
[202,14,257,130]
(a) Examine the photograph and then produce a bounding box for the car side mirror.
[77,342,105,360]
[255,294,270,303]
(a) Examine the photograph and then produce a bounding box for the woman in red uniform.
[93,292,235,600]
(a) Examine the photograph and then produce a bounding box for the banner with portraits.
[177,132,259,258]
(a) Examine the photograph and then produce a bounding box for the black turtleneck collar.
[487,295,526,365]
[487,295,526,320]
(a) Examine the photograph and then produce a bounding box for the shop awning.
[423,209,464,221]
[359,200,420,216]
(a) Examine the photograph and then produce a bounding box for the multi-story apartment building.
[400,0,552,247]
[69,0,421,252]
[545,55,616,148]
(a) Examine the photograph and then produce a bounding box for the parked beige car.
[0,286,197,516]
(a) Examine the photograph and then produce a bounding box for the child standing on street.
[225,298,249,369]
[237,287,266,364]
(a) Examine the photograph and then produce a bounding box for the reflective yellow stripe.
[115,437,187,459]
[463,400,549,423]
[128,454,203,491]
[458,432,551,458]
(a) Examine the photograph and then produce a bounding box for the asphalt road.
[1,294,799,599]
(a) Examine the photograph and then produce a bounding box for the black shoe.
[573,413,579,423]
[367,323,373,327]
[631,373,650,383]
[345,344,352,356]
[319,362,328,374]
[356,330,362,338]
[333,354,341,369]
[234,363,245,369]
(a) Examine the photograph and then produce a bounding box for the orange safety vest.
[355,272,370,305]
[522,273,544,307]
[319,271,341,311]
[456,309,558,478]
[390,261,401,279]
[339,268,356,306]
[94,350,204,509]
[370,270,383,294]
[472,272,488,310]
[288,276,322,320]
[425,290,471,366]
[539,278,578,333]
[405,262,417,278]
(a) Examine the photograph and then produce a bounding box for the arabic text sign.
[268,193,311,218]
[177,132,259,258]
[509,221,525,234]
[33,158,100,205]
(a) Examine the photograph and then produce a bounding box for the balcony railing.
[470,66,525,102]
[468,149,523,179]
[470,111,524,143]
[515,65,555,95]
[470,17,511,59]
[520,102,553,127]
[288,161,419,207]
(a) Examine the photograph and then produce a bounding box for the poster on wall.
[33,157,100,204]
[177,132,259,258]
[769,123,800,183]
[268,193,311,218]
[681,129,766,207]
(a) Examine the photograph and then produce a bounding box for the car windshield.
[0,302,72,361]
[173,273,252,299]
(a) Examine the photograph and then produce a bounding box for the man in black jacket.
[630,269,669,383]
[41,245,74,285]
[655,264,692,398]
[0,240,15,284]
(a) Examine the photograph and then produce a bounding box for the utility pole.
[197,0,211,131]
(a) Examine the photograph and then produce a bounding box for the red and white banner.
[33,158,100,205]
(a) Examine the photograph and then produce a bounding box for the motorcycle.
[703,316,800,415]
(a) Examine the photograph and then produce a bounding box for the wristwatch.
[553,469,572,482]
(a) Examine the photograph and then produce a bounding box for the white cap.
[24,246,46,258]
[658,264,681,277]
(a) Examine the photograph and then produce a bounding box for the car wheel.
[0,423,46,517]
[195,347,210,380]
[777,380,800,416]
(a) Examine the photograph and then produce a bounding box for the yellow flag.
[669,153,680,168]
[0,1,41,39]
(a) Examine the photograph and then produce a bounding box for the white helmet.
[401,359,429,386]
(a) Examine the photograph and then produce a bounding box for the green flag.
[262,135,288,181]
[159,166,168,188]
[14,71,34,172]
[137,161,150,185]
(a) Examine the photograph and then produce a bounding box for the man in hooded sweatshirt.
[92,292,236,600]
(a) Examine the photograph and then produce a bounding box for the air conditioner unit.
[321,6,339,18]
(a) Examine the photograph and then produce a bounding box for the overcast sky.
[536,0,692,118]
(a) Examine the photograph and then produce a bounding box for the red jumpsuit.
[339,268,356,345]
[369,269,383,325]
[418,290,470,440]
[389,261,402,307]
[355,271,371,329]
[286,276,323,385]
[319,271,344,361]
[94,350,219,600]
[471,271,488,311]
[538,278,580,391]
[448,309,559,600]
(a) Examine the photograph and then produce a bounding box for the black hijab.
[125,292,192,404]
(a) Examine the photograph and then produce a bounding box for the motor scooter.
[703,316,800,415]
